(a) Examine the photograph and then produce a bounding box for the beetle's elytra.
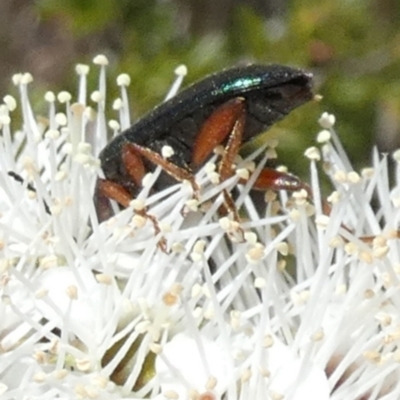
[95,64,313,222]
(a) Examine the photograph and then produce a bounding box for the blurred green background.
[1,0,400,179]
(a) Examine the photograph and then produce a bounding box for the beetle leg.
[96,143,148,218]
[95,178,132,222]
[216,109,246,221]
[250,168,313,198]
[122,143,147,188]
[129,143,200,199]
[95,178,167,251]
[131,98,247,203]
[191,97,246,168]
[96,145,168,251]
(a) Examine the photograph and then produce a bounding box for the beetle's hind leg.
[127,144,200,200]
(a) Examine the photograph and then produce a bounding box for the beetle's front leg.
[95,144,167,251]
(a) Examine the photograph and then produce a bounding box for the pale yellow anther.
[254,277,266,288]
[45,129,60,139]
[205,162,216,172]
[162,145,174,158]
[3,95,17,111]
[58,91,72,103]
[361,167,374,179]
[171,242,185,253]
[304,146,321,161]
[362,289,375,300]
[74,153,90,165]
[109,120,120,130]
[266,148,277,159]
[208,171,220,184]
[264,190,277,202]
[39,255,58,269]
[327,191,341,204]
[393,149,400,163]
[44,92,56,103]
[76,358,91,372]
[21,73,33,84]
[219,217,232,231]
[78,142,92,154]
[315,214,330,230]
[0,115,11,125]
[55,171,66,185]
[316,129,331,143]
[329,236,344,248]
[175,64,188,76]
[289,209,301,222]
[54,369,68,380]
[236,168,249,180]
[277,259,286,271]
[135,320,151,334]
[193,240,206,254]
[335,284,347,295]
[347,171,360,184]
[333,170,347,183]
[373,246,389,259]
[93,54,109,65]
[66,285,78,300]
[35,289,48,299]
[117,73,131,86]
[90,91,104,103]
[293,188,308,203]
[113,98,123,110]
[246,243,265,263]
[131,214,147,228]
[206,376,218,391]
[130,199,146,211]
[12,73,23,85]
[344,242,358,255]
[185,199,199,212]
[266,137,279,148]
[164,390,179,399]
[318,112,336,128]
[310,328,325,342]
[242,160,255,172]
[75,64,90,75]
[358,251,373,264]
[275,241,289,256]
[241,369,252,383]
[244,231,257,244]
[33,372,47,383]
[96,274,112,284]
[55,113,67,126]
[159,222,172,233]
[363,350,381,364]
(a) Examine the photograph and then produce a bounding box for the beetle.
[94,64,314,224]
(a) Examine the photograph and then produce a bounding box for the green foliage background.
[3,0,400,180]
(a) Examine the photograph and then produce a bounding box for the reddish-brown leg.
[217,112,246,221]
[251,168,312,198]
[191,97,246,167]
[130,98,247,202]
[122,143,147,188]
[96,144,167,250]
[128,144,200,199]
[95,179,132,222]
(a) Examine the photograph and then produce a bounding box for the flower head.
[1,57,400,400]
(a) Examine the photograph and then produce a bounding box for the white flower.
[1,55,400,399]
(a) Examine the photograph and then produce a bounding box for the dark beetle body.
[99,64,313,196]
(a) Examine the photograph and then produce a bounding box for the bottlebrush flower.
[0,56,400,400]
